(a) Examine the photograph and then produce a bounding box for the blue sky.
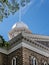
[0,0,49,41]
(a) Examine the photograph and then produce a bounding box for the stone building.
[0,22,49,65]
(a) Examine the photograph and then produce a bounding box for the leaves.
[0,0,30,22]
[0,35,10,48]
[8,2,19,14]
[21,0,30,7]
[2,0,8,3]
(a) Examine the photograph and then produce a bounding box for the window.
[29,56,38,65]
[33,58,37,65]
[44,61,47,65]
[41,61,47,65]
[31,56,33,65]
[12,57,17,65]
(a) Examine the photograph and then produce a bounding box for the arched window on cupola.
[29,56,38,65]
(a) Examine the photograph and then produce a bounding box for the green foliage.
[21,0,30,7]
[0,35,10,48]
[0,0,30,22]
[4,41,10,48]
[7,1,19,14]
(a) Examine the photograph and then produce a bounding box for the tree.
[0,0,30,22]
[0,35,9,48]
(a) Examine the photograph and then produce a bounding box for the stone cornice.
[8,32,49,51]
[0,42,49,57]
[22,37,49,51]
[22,32,49,41]
[0,32,49,56]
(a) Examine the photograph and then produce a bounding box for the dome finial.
[12,21,28,29]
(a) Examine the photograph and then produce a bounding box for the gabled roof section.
[0,32,49,56]
[8,32,49,50]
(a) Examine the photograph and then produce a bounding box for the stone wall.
[0,53,8,65]
[22,47,48,65]
[0,47,49,65]
[48,57,49,64]
[8,47,23,65]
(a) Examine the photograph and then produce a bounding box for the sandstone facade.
[0,47,49,65]
[0,53,7,65]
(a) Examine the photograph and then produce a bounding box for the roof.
[9,32,49,49]
[0,32,49,56]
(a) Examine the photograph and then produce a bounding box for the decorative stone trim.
[0,42,49,57]
[23,37,49,51]
[22,32,49,41]
[21,42,49,57]
[8,32,49,50]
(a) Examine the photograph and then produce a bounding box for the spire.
[19,0,22,22]
[18,0,31,22]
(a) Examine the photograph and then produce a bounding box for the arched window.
[12,57,17,65]
[33,57,37,65]
[44,61,47,65]
[41,61,47,65]
[31,56,33,65]
[29,56,38,65]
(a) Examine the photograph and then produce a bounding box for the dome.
[12,22,28,29]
